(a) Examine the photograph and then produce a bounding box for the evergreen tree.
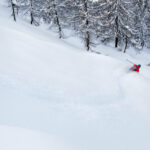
[143,0,150,47]
[7,0,150,51]
[41,0,63,38]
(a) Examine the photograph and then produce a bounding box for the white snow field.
[0,1,150,150]
[0,125,74,150]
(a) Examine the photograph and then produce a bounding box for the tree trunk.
[11,0,16,21]
[30,0,34,24]
[30,13,33,24]
[53,0,62,38]
[86,19,90,51]
[115,16,118,48]
[55,9,62,38]
[83,0,90,51]
[124,36,128,53]
[16,6,19,15]
[115,36,118,48]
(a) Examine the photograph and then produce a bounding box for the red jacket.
[130,64,140,72]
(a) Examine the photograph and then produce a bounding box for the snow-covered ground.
[0,1,150,150]
[0,125,75,150]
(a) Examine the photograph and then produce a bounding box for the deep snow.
[0,1,150,150]
[0,125,76,150]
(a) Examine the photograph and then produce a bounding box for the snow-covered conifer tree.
[7,0,150,50]
[41,0,63,38]
[67,0,93,51]
[142,0,150,47]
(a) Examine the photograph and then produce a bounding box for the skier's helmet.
[138,64,141,68]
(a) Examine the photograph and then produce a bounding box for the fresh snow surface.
[0,1,150,150]
[0,125,75,150]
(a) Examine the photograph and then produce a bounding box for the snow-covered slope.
[0,1,150,150]
[0,125,75,150]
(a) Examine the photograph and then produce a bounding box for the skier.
[130,64,141,72]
